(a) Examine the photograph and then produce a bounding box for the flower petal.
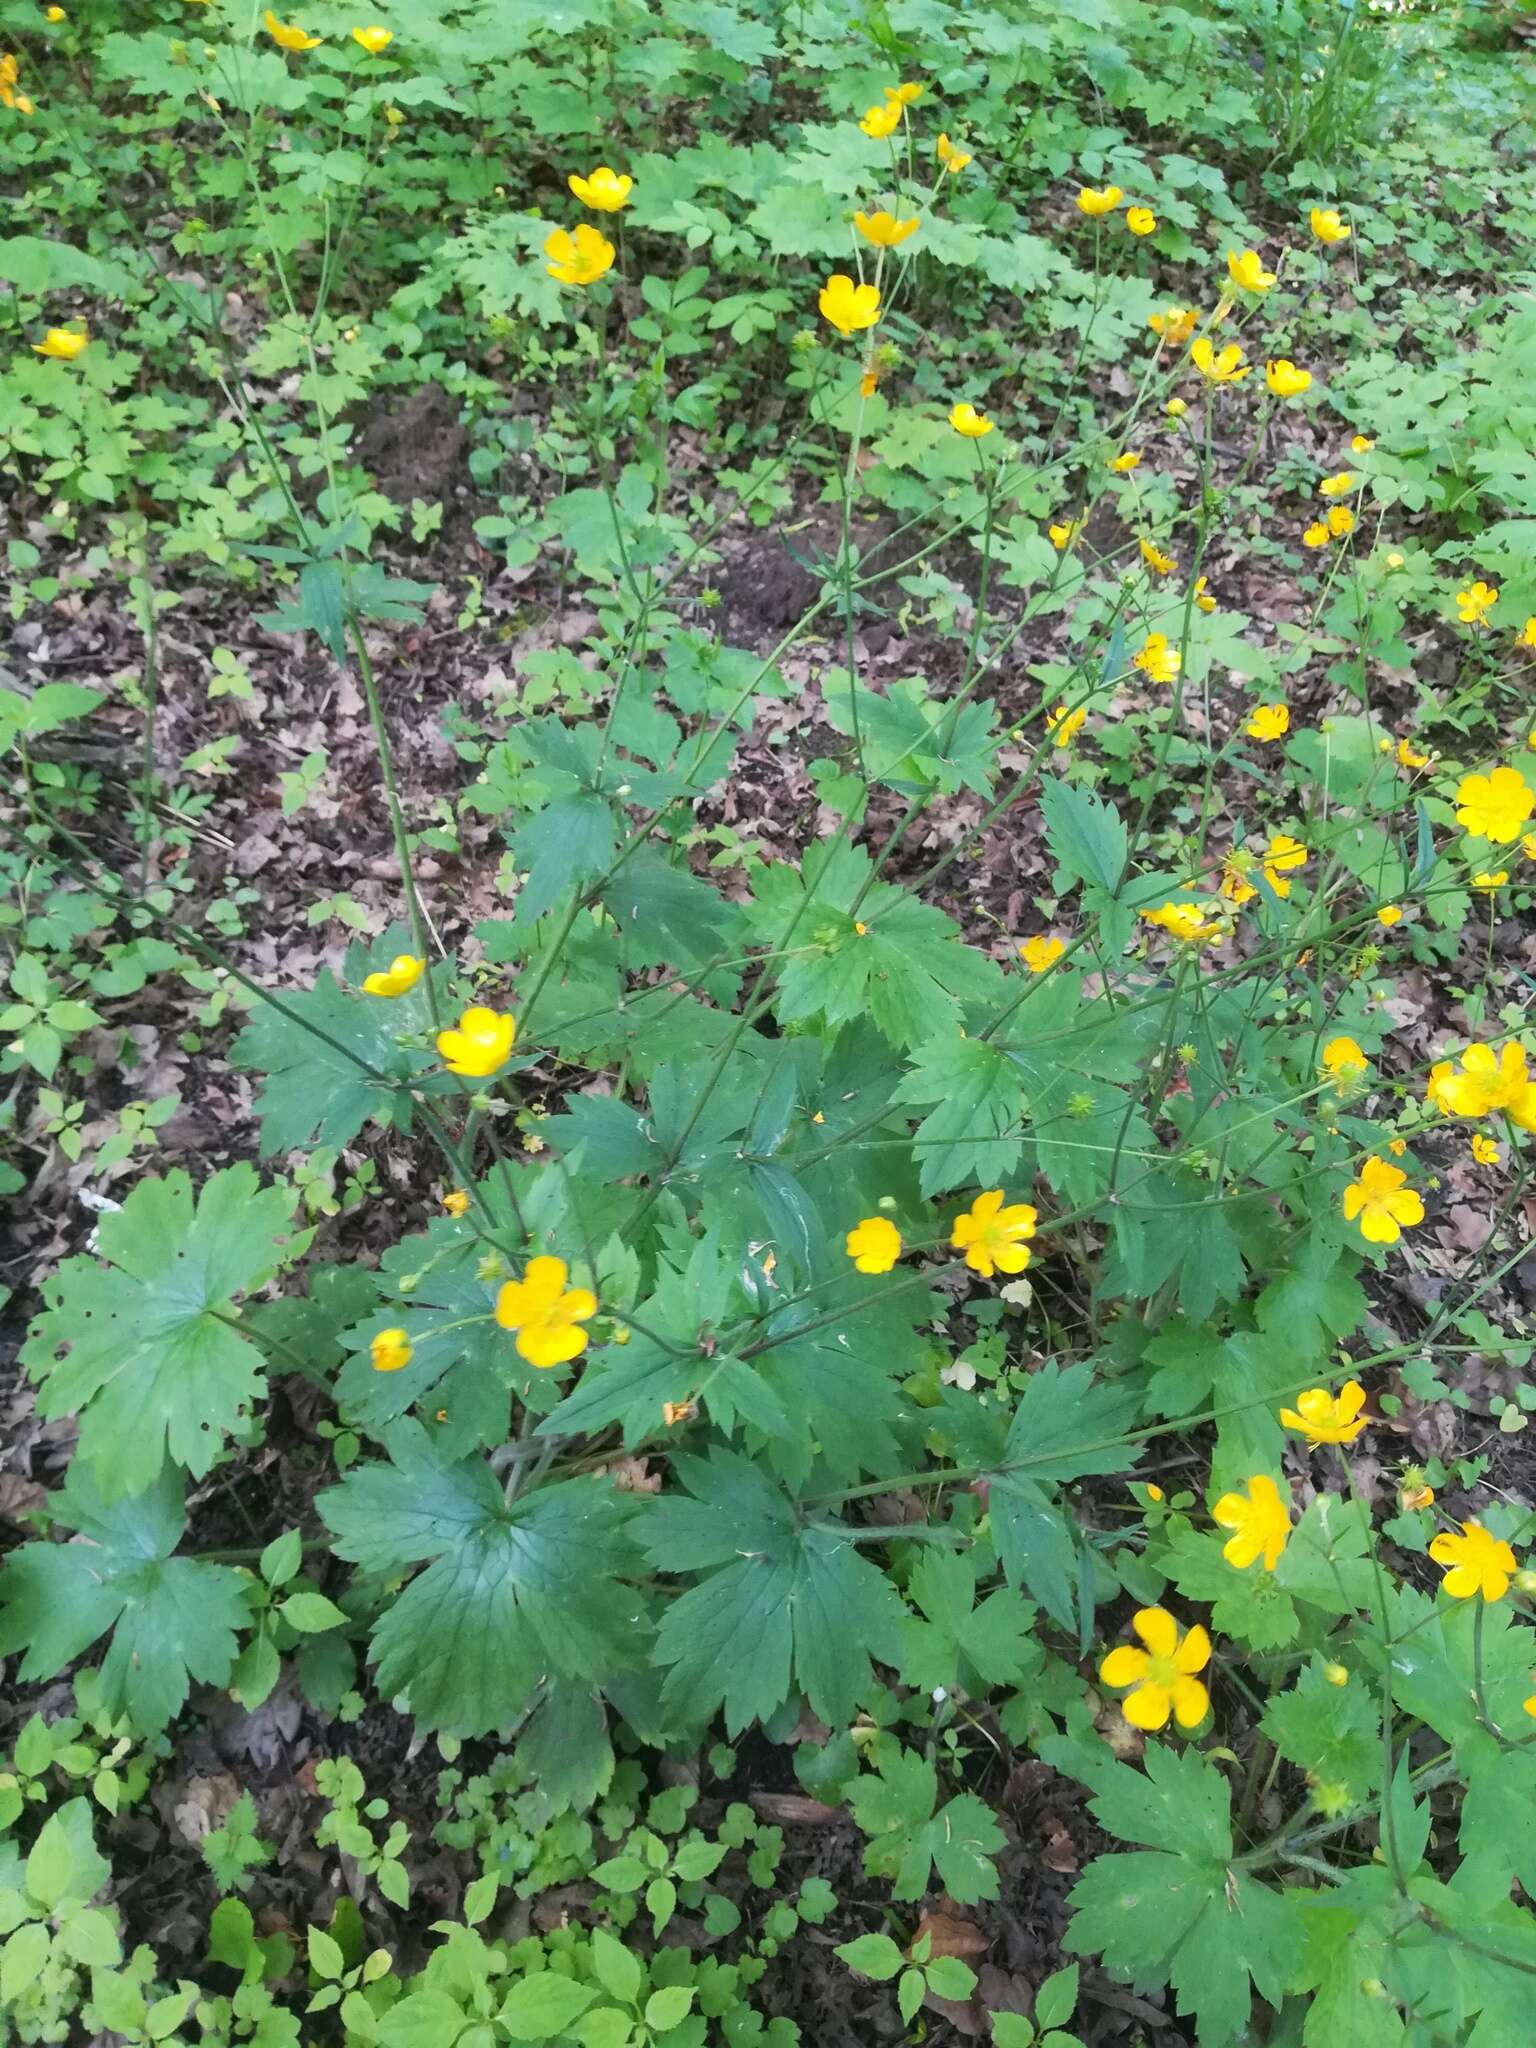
[1131,1607,1178,1659]
[1100,1646,1149,1687]
[1171,1676,1209,1728]
[1174,1624,1212,1676]
[1121,1682,1172,1731]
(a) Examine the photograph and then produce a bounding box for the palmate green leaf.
[0,1465,249,1734]
[1054,1744,1303,2048]
[1262,1660,1380,1809]
[319,1422,648,1737]
[893,1034,1025,1196]
[894,1549,1039,1695]
[1161,1522,1298,1651]
[640,1450,904,1734]
[1038,780,1127,896]
[846,1745,1005,1905]
[511,795,617,923]
[21,1165,299,1498]
[232,964,436,1154]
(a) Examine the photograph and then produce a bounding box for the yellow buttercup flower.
[1351,433,1375,454]
[846,1216,902,1273]
[350,24,392,53]
[885,80,923,105]
[1319,471,1355,498]
[495,1254,597,1369]
[371,1327,412,1373]
[855,209,919,248]
[1191,336,1249,384]
[1262,833,1307,896]
[361,953,424,998]
[1193,574,1217,613]
[951,1189,1037,1278]
[1077,184,1123,215]
[436,1004,517,1078]
[442,1189,470,1217]
[1322,1035,1367,1083]
[1302,521,1329,549]
[1327,505,1355,538]
[1429,1520,1517,1602]
[819,273,881,336]
[544,222,615,286]
[1019,935,1065,973]
[1432,1041,1535,1120]
[1266,358,1311,398]
[1227,248,1276,292]
[859,99,902,139]
[1455,579,1498,626]
[1473,870,1508,892]
[1166,397,1189,419]
[1395,737,1431,769]
[1149,306,1199,344]
[45,5,65,19]
[1125,205,1156,236]
[1046,703,1086,748]
[1099,1607,1211,1732]
[1108,449,1141,472]
[1048,519,1081,550]
[1471,1134,1501,1166]
[264,10,321,49]
[1132,632,1180,685]
[1220,858,1255,906]
[949,401,993,438]
[31,326,88,360]
[1141,899,1222,944]
[1426,1060,1457,1113]
[1455,765,1534,842]
[568,165,633,212]
[1212,1474,1291,1571]
[936,132,971,174]
[1246,704,1289,742]
[1377,904,1402,926]
[1310,207,1351,244]
[1342,1154,1424,1244]
[1139,535,1176,575]
[1280,1380,1367,1445]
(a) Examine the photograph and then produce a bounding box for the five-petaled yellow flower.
[1246,704,1289,742]
[1351,433,1375,453]
[1262,833,1307,897]
[937,133,972,174]
[1108,449,1141,472]
[1139,536,1175,575]
[1377,904,1402,926]
[1455,579,1498,626]
[1019,935,1065,973]
[1048,519,1081,550]
[1281,1379,1367,1445]
[443,1189,470,1217]
[1046,703,1086,748]
[1319,470,1355,498]
[371,1327,412,1373]
[1429,1520,1517,1602]
[1125,205,1156,236]
[1322,1035,1368,1082]
[1302,521,1329,549]
[854,209,918,248]
[265,10,321,49]
[885,80,922,105]
[846,1216,902,1273]
[1471,1134,1501,1166]
[1149,306,1198,344]
[1193,574,1217,612]
[1519,616,1536,650]
[31,326,88,360]
[1310,207,1351,243]
[1266,358,1311,398]
[1473,869,1508,891]
[949,401,993,438]
[951,1189,1037,1278]
[1141,900,1222,944]
[1100,1607,1211,1731]
[436,1004,517,1077]
[1166,397,1189,419]
[1212,1474,1292,1571]
[1077,184,1123,215]
[859,99,902,139]
[568,166,633,212]
[545,222,615,286]
[1343,1154,1424,1244]
[45,6,65,19]
[1430,1041,1536,1123]
[1132,631,1180,684]
[351,25,392,53]
[1191,337,1249,383]
[495,1254,597,1369]
[1,50,34,112]
[819,273,881,336]
[1327,505,1354,538]
[362,952,424,998]
[1456,765,1534,842]
[1227,248,1276,292]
